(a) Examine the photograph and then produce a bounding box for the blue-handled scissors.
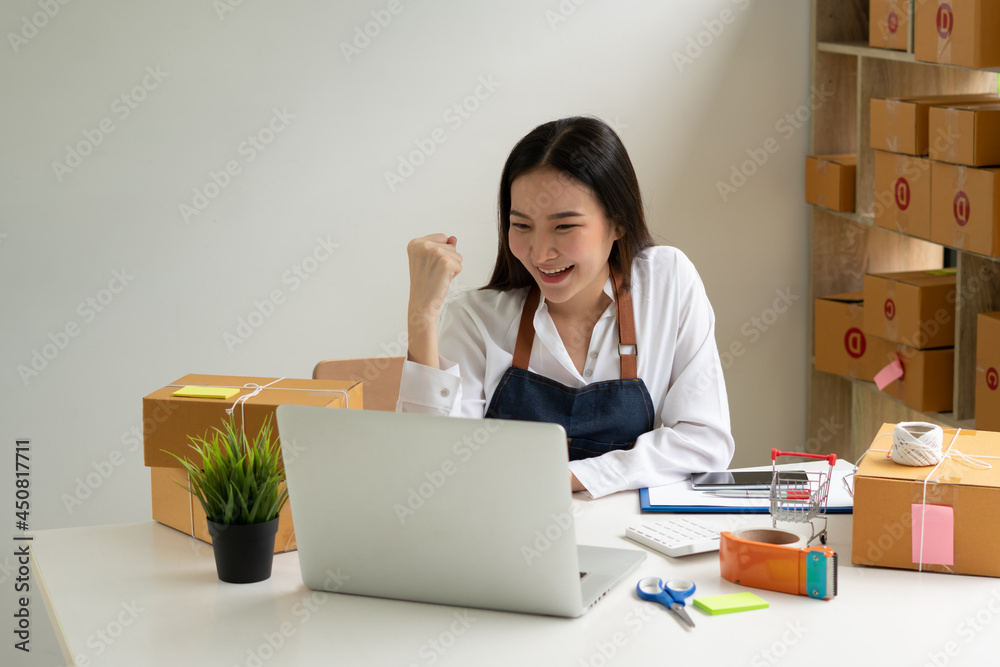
[636,577,696,629]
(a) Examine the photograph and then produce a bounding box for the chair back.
[312,357,404,412]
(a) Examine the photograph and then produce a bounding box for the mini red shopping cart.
[770,449,837,545]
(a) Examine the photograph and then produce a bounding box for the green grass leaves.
[166,414,288,525]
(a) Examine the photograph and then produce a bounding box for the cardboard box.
[873,150,932,238]
[975,312,1000,431]
[929,104,1000,167]
[151,467,298,553]
[805,154,856,212]
[143,374,363,468]
[862,269,957,349]
[143,374,363,553]
[915,0,1000,68]
[877,343,955,412]
[930,161,1000,256]
[870,94,1000,156]
[853,423,1000,577]
[869,0,910,51]
[814,292,896,381]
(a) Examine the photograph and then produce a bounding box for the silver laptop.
[276,405,645,617]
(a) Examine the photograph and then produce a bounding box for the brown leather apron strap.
[512,286,540,370]
[610,269,638,380]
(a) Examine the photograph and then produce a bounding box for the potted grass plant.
[167,414,288,583]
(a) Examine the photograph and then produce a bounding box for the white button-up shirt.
[397,246,735,498]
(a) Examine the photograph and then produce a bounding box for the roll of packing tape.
[731,528,809,549]
[720,529,837,600]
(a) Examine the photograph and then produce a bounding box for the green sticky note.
[692,592,769,615]
[926,268,957,276]
[172,385,239,399]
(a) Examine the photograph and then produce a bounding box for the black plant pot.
[206,518,279,584]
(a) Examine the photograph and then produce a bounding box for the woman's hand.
[406,234,463,368]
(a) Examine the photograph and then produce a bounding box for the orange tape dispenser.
[719,528,837,601]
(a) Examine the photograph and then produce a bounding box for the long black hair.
[485,116,654,292]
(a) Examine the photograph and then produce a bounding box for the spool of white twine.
[890,422,944,466]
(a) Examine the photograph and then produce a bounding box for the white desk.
[32,492,1000,666]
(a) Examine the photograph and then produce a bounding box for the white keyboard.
[625,517,721,557]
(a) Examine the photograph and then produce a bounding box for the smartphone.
[690,470,808,490]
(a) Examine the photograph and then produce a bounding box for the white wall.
[0,0,811,534]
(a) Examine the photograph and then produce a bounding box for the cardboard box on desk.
[915,0,1000,68]
[873,150,932,238]
[870,94,1000,156]
[930,162,1000,257]
[150,467,300,553]
[876,343,955,413]
[869,0,909,51]
[929,104,1000,168]
[805,154,856,212]
[853,423,1000,578]
[862,269,957,349]
[814,292,896,381]
[976,312,1000,432]
[143,374,363,553]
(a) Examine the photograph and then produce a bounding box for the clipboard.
[639,460,855,514]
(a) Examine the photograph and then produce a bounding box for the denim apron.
[484,270,655,461]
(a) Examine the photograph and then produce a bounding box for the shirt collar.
[535,277,617,319]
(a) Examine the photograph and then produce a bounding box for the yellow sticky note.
[926,268,957,276]
[172,385,239,399]
[693,592,769,615]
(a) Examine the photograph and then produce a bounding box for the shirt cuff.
[396,358,462,415]
[568,457,628,499]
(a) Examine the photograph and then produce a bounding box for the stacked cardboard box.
[924,102,1000,256]
[870,94,999,247]
[862,270,956,412]
[976,312,1000,431]
[873,150,932,237]
[869,0,909,52]
[914,0,1000,69]
[805,154,856,212]
[870,94,999,157]
[814,292,895,381]
[143,374,364,553]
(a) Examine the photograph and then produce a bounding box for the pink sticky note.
[874,354,904,390]
[911,504,954,566]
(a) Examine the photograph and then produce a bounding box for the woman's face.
[508,167,620,316]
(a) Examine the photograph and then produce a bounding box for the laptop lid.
[276,405,590,617]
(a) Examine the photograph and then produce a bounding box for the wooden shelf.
[808,204,1000,262]
[817,41,914,62]
[845,376,970,430]
[808,206,872,227]
[807,0,1000,461]
[817,41,1000,73]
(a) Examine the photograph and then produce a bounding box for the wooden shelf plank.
[849,375,970,427]
[818,41,1000,73]
[808,204,1000,261]
[818,41,914,62]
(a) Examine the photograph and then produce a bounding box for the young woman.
[399,117,734,498]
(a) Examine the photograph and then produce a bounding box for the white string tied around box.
[224,378,286,437]
[165,379,352,437]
